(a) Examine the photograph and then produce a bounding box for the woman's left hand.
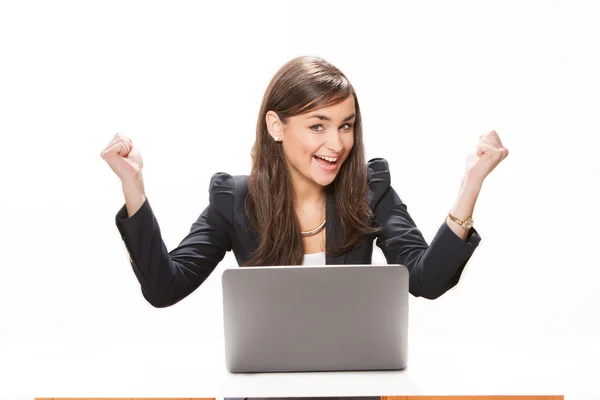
[465,130,509,184]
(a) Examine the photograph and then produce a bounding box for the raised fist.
[100,132,144,185]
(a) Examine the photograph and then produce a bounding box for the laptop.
[221,264,409,373]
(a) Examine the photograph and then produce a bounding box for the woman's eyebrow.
[307,113,356,122]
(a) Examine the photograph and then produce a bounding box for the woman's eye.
[310,123,353,132]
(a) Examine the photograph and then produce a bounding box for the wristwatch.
[448,212,474,231]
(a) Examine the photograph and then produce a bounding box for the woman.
[100,56,508,308]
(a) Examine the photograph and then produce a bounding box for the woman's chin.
[313,177,332,187]
[311,171,338,186]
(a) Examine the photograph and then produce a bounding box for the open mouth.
[313,154,338,171]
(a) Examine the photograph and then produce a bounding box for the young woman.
[100,56,508,308]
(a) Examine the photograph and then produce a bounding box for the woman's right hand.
[100,132,144,185]
[101,133,147,216]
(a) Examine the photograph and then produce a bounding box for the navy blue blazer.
[115,158,482,307]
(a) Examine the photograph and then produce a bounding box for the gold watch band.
[448,212,474,231]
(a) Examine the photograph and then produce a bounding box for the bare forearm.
[122,178,146,218]
[446,175,482,240]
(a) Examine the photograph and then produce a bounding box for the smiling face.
[266,95,356,188]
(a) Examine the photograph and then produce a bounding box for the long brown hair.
[244,56,381,266]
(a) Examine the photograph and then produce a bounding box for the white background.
[0,0,599,397]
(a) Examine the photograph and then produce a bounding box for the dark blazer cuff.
[433,220,482,290]
[434,220,482,263]
[115,197,154,264]
[115,197,152,239]
[441,219,482,248]
[114,197,154,287]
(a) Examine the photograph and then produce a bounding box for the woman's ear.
[265,110,283,142]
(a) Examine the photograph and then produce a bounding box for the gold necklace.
[301,219,326,237]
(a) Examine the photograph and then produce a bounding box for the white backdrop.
[0,0,599,396]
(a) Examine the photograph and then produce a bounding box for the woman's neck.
[290,170,326,211]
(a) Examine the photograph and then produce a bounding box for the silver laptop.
[222,264,408,373]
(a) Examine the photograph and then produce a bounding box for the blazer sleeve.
[114,172,234,307]
[368,158,482,299]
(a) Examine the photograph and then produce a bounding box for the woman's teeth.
[315,155,337,163]
[314,154,338,171]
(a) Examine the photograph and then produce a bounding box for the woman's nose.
[324,129,343,152]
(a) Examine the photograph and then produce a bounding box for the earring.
[274,135,281,142]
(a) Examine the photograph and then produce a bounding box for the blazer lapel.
[326,248,348,265]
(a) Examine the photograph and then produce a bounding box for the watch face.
[465,219,473,229]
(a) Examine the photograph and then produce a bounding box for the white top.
[302,251,326,265]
